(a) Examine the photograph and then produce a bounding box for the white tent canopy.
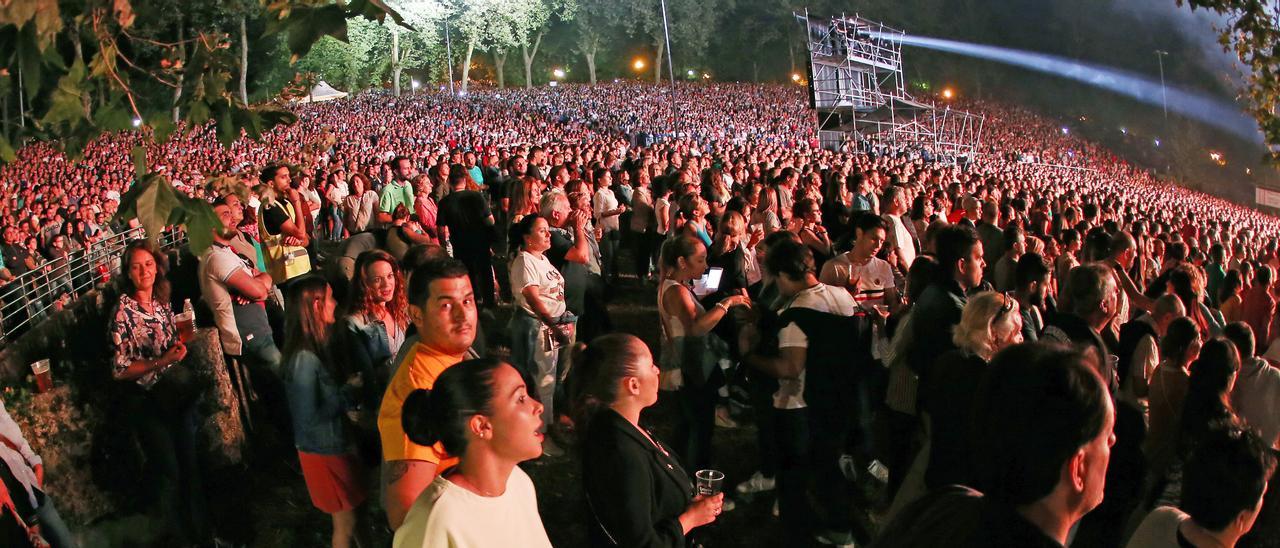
[294,80,348,103]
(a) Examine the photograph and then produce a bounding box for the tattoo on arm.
[386,461,411,484]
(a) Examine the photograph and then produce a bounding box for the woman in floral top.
[108,240,209,545]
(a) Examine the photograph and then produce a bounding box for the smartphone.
[704,267,723,292]
[692,267,724,297]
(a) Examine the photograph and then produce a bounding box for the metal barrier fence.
[0,226,187,347]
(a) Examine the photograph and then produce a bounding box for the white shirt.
[887,213,916,268]
[1125,506,1189,548]
[818,253,896,307]
[1232,356,1280,448]
[593,187,620,232]
[394,468,553,548]
[0,399,41,509]
[511,251,567,319]
[775,283,858,409]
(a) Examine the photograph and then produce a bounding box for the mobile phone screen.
[704,267,723,292]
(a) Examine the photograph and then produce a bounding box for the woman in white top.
[342,173,379,234]
[394,358,552,548]
[657,236,750,471]
[507,214,572,455]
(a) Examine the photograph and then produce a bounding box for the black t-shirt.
[437,190,493,251]
[261,202,290,236]
[1,244,30,276]
[548,228,588,315]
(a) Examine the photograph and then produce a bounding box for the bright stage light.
[942,88,954,99]
[1154,138,1161,147]
[1120,127,1127,134]
[791,73,801,82]
[633,59,646,71]
[687,70,695,77]
[411,80,420,89]
[1061,127,1069,135]
[552,68,566,79]
[131,118,143,128]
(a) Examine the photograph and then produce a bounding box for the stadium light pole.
[1155,49,1170,174]
[1154,50,1168,120]
[660,0,678,138]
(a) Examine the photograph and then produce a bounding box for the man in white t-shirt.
[818,214,899,311]
[741,239,858,547]
[881,184,917,272]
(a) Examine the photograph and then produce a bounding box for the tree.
[1179,0,1280,163]
[0,0,405,254]
[622,0,728,84]
[572,0,621,84]
[448,0,522,93]
[512,0,576,89]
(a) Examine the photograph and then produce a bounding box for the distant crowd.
[0,80,1277,548]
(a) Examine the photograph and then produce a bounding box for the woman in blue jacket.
[282,275,369,548]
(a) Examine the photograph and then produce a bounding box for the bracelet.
[716,301,730,312]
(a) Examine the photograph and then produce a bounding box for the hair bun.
[401,388,440,447]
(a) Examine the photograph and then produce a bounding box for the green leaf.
[0,135,14,163]
[93,102,133,132]
[17,23,43,100]
[39,57,87,128]
[186,99,212,126]
[280,4,349,62]
[174,193,222,256]
[346,0,410,29]
[131,146,147,178]
[216,103,238,147]
[135,178,180,244]
[146,112,176,142]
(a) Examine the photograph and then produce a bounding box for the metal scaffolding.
[796,10,984,161]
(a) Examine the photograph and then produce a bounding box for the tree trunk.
[460,39,475,93]
[390,25,401,97]
[239,15,249,104]
[653,39,664,84]
[521,32,544,89]
[494,50,507,89]
[172,20,185,125]
[585,50,597,85]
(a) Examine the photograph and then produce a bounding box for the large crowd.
[0,79,1278,548]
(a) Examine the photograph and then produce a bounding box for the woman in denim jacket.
[339,250,410,414]
[282,275,369,548]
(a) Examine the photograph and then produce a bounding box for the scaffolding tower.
[797,10,984,160]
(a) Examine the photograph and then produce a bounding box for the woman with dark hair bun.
[572,333,723,547]
[394,358,551,548]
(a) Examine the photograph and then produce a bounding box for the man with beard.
[201,195,279,373]
[379,258,478,530]
[1011,252,1051,342]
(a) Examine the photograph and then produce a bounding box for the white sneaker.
[735,471,776,494]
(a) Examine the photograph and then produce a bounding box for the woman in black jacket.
[571,333,723,547]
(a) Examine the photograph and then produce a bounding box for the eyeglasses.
[996,291,1015,319]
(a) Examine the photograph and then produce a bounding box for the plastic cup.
[31,359,52,393]
[695,469,725,496]
[176,312,195,343]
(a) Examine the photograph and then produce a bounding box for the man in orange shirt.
[378,258,477,530]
